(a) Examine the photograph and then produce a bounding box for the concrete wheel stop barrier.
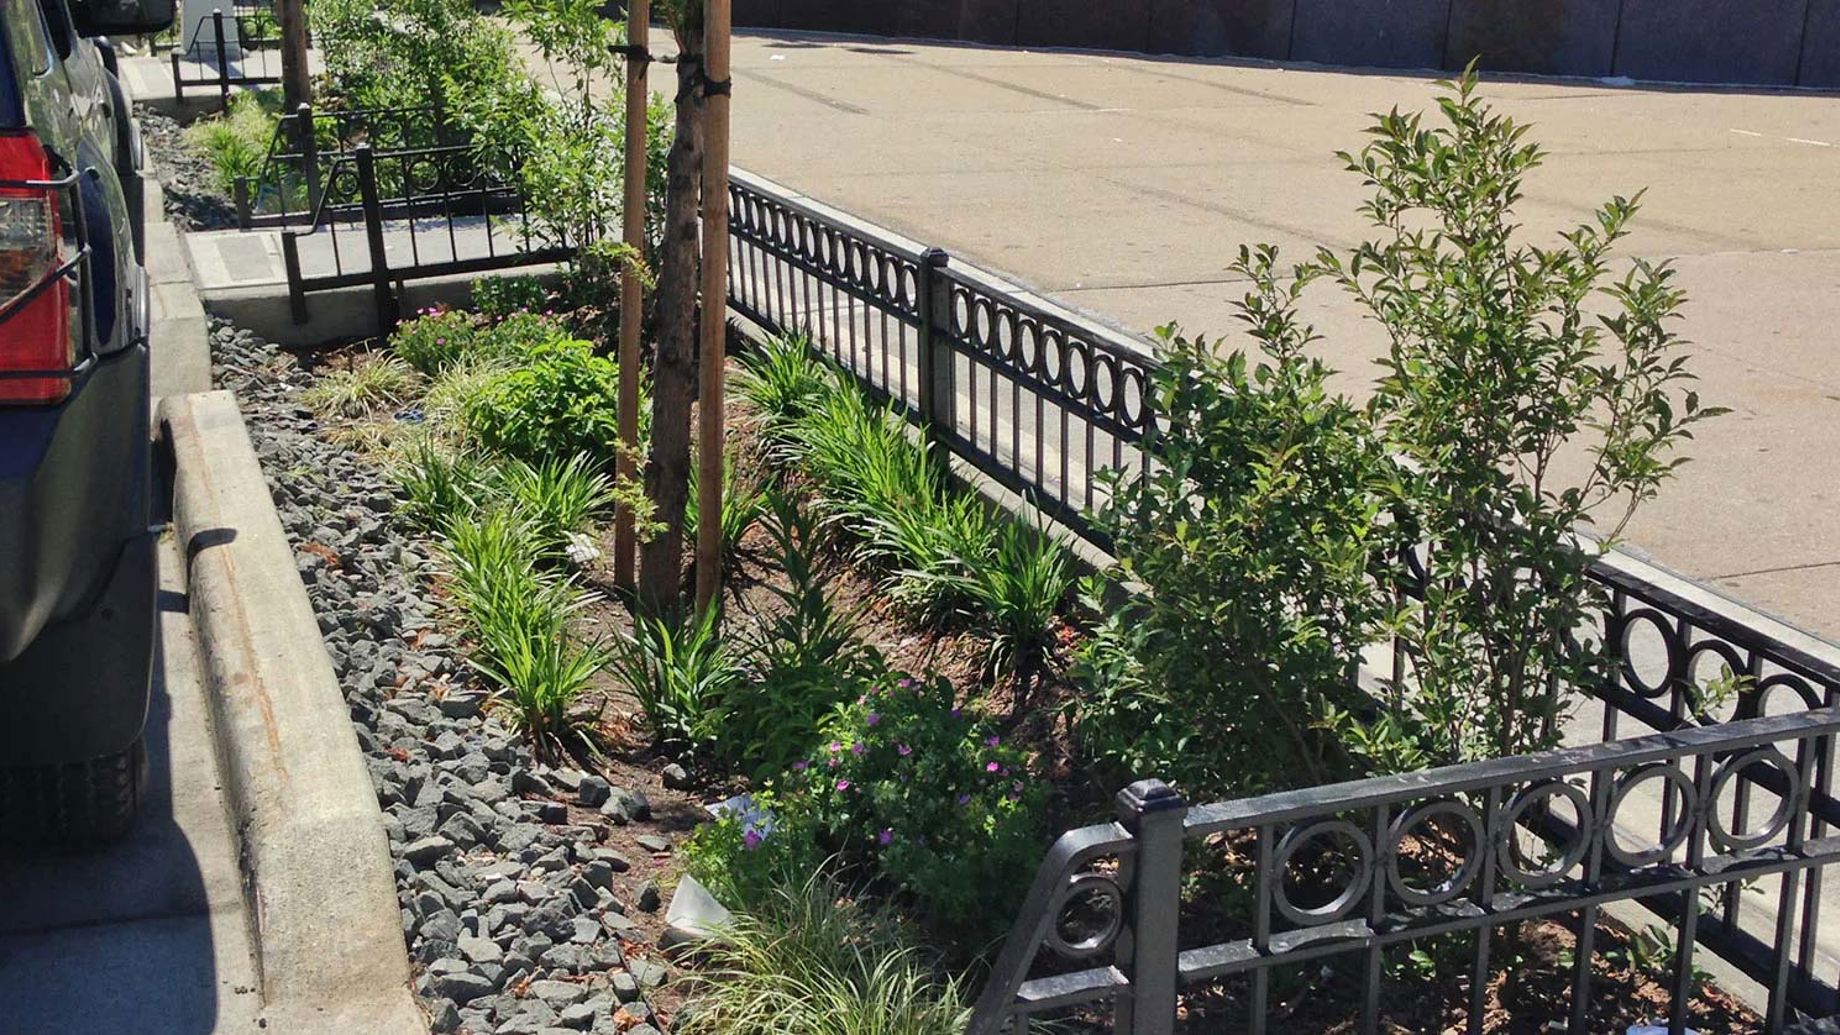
[162,390,426,1035]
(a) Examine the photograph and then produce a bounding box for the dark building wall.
[1445,0,1620,78]
[1145,0,1295,60]
[730,0,1840,89]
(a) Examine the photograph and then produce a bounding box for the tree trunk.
[636,45,705,613]
[277,0,312,112]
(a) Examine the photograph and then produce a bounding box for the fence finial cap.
[1118,778,1186,814]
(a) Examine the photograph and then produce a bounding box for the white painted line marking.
[1787,137,1833,147]
[1730,128,1764,137]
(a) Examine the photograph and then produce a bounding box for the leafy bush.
[301,356,419,419]
[464,338,625,465]
[611,609,742,757]
[674,872,972,1035]
[185,90,279,192]
[390,309,483,376]
[1079,73,1718,792]
[315,0,525,120]
[693,670,1044,938]
[473,275,552,320]
[1312,72,1720,767]
[1075,249,1400,797]
[487,311,573,359]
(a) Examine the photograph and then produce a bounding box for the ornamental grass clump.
[610,608,743,759]
[675,872,972,1035]
[300,355,420,419]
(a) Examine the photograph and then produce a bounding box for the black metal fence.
[235,103,456,230]
[726,169,1154,550]
[163,3,286,103]
[280,142,568,327]
[720,168,1840,1032]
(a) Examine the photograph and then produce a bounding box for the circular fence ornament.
[1272,819,1374,926]
[1708,747,1800,852]
[1496,780,1594,889]
[1044,871,1126,960]
[1384,798,1486,908]
[1604,764,1698,868]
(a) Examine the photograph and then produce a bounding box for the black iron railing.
[719,169,1840,1032]
[726,169,1154,549]
[235,103,457,230]
[165,3,286,103]
[280,143,568,327]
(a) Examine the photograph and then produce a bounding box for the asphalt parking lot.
[712,30,1840,636]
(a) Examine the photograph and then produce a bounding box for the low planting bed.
[210,320,686,1035]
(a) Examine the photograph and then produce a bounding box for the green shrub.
[674,872,972,1035]
[390,309,483,375]
[301,356,419,418]
[1075,248,1399,797]
[1312,71,1720,767]
[473,275,552,320]
[463,338,625,465]
[611,609,741,757]
[185,90,279,192]
[694,669,1044,939]
[486,311,573,358]
[497,452,617,549]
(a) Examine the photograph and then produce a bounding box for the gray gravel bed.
[138,105,240,231]
[209,322,669,1035]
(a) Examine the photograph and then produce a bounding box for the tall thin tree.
[637,0,705,612]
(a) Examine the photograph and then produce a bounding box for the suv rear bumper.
[0,527,156,764]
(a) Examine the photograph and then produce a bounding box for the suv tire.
[0,738,148,847]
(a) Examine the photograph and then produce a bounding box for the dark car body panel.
[0,0,161,764]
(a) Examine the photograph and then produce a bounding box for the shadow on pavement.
[0,582,228,1033]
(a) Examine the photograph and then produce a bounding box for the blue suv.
[0,0,173,844]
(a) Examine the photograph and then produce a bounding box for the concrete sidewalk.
[643,29,1840,637]
[0,533,265,1035]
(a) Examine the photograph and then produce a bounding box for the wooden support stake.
[277,0,312,111]
[613,0,650,589]
[694,0,732,613]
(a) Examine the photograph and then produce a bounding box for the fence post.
[915,246,951,446]
[232,175,251,229]
[281,229,307,324]
[170,49,183,100]
[1114,779,1187,1035]
[354,145,399,332]
[296,102,320,218]
[212,9,230,105]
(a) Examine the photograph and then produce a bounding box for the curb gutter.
[162,390,427,1035]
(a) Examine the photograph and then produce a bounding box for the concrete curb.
[161,390,426,1035]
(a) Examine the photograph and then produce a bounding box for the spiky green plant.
[498,452,618,549]
[440,510,604,756]
[394,437,496,531]
[610,608,741,757]
[685,452,767,572]
[677,872,972,1035]
[736,333,830,435]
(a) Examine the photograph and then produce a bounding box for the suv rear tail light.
[0,132,76,405]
